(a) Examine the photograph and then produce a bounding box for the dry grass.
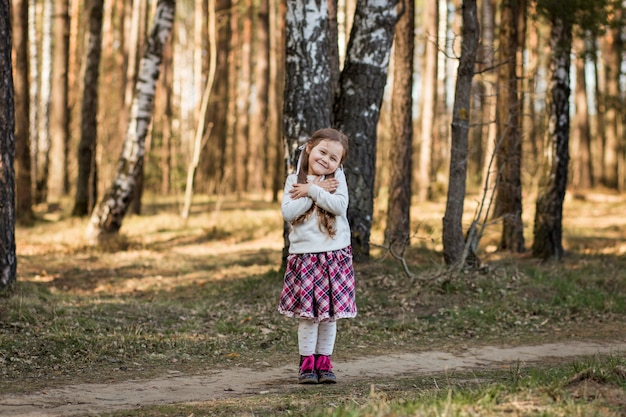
[2,193,626,415]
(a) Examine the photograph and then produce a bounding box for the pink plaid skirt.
[278,247,357,322]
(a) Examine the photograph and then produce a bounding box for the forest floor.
[2,193,626,416]
[1,338,625,416]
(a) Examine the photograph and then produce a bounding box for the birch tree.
[283,0,333,169]
[281,0,333,260]
[335,0,398,261]
[86,0,176,241]
[0,0,17,288]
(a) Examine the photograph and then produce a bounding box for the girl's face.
[306,139,344,176]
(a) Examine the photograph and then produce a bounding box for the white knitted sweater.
[281,168,351,254]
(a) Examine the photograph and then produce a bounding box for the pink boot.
[316,355,337,384]
[298,355,318,384]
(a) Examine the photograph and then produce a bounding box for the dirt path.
[1,339,625,417]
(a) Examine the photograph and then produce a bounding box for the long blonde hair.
[292,128,349,238]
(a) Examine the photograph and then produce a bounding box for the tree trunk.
[250,0,270,193]
[283,0,333,168]
[600,10,622,189]
[282,0,334,262]
[478,0,496,211]
[86,0,176,242]
[73,0,104,217]
[159,32,174,195]
[442,0,479,267]
[181,0,217,219]
[384,0,413,254]
[235,3,251,194]
[269,0,284,202]
[417,0,438,203]
[494,0,526,253]
[532,15,572,261]
[28,0,38,206]
[592,42,605,185]
[0,0,17,288]
[12,0,34,223]
[48,0,70,204]
[35,0,53,204]
[129,0,150,215]
[225,0,239,192]
[202,0,231,194]
[571,35,593,189]
[334,0,397,262]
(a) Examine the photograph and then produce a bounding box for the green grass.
[99,355,626,416]
[2,196,626,415]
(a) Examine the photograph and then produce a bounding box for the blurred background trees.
[5,0,626,264]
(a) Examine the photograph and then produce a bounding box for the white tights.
[298,319,337,356]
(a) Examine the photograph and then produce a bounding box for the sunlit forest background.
[11,0,625,225]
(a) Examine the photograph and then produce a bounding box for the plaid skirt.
[278,246,357,322]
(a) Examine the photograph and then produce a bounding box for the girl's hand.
[289,182,312,199]
[289,176,338,199]
[316,177,339,193]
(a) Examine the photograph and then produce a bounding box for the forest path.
[1,339,625,416]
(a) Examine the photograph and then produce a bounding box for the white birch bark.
[283,0,333,173]
[86,0,176,241]
[334,0,397,260]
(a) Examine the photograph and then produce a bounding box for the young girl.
[278,128,357,384]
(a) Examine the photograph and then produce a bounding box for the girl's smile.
[307,140,344,176]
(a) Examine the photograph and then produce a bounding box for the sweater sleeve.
[281,174,314,222]
[307,168,349,216]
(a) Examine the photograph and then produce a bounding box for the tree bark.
[225,0,240,192]
[27,0,38,205]
[417,0,438,203]
[129,0,150,216]
[202,0,231,194]
[86,0,176,241]
[335,0,397,262]
[12,0,34,223]
[73,0,104,217]
[600,9,622,189]
[532,15,572,261]
[571,35,593,189]
[384,0,414,254]
[250,0,270,192]
[269,0,285,202]
[283,0,333,168]
[159,30,174,195]
[235,3,251,194]
[494,0,526,253]
[478,0,497,212]
[48,0,70,204]
[35,0,53,204]
[0,0,17,288]
[282,0,334,262]
[181,0,217,219]
[442,0,479,266]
